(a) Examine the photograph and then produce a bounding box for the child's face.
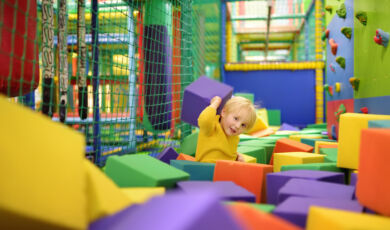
[220,109,248,136]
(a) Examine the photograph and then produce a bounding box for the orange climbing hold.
[329,39,338,55]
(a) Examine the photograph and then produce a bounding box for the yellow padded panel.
[273,152,324,172]
[307,206,390,230]
[121,187,165,205]
[0,96,86,229]
[85,160,131,222]
[241,153,257,163]
[248,115,268,134]
[314,141,338,153]
[289,134,323,142]
[337,113,390,169]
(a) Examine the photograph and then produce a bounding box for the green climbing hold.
[325,5,333,14]
[336,3,346,19]
[335,56,345,69]
[341,27,352,39]
[355,11,367,25]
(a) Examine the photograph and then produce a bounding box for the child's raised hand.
[210,96,222,109]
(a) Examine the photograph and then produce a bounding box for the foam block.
[177,181,256,202]
[250,127,275,137]
[157,147,179,164]
[277,178,355,204]
[314,141,338,153]
[279,123,300,131]
[273,197,363,228]
[225,202,276,213]
[241,153,257,163]
[280,162,342,172]
[110,190,243,230]
[307,207,390,230]
[213,160,273,203]
[267,109,281,126]
[180,130,198,156]
[89,205,139,230]
[337,113,390,169]
[301,138,336,148]
[350,172,357,186]
[247,115,268,134]
[0,96,87,229]
[266,170,345,205]
[85,160,131,222]
[368,120,390,128]
[234,92,254,103]
[104,154,189,188]
[120,187,165,205]
[289,134,324,142]
[270,138,314,165]
[273,152,324,172]
[356,128,390,216]
[319,148,338,163]
[228,203,301,230]
[237,145,267,164]
[170,160,215,181]
[177,153,196,161]
[181,76,233,127]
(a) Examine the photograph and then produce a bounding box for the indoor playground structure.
[1,0,390,229]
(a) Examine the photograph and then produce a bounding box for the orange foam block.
[250,128,275,138]
[228,203,301,230]
[356,128,390,217]
[177,153,196,161]
[213,160,273,203]
[270,138,314,165]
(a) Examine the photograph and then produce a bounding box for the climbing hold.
[360,107,369,114]
[336,3,346,19]
[322,29,330,41]
[324,84,334,96]
[325,5,333,14]
[335,82,341,92]
[374,29,389,47]
[329,64,336,72]
[341,27,352,39]
[355,11,367,25]
[335,56,345,69]
[334,103,346,122]
[349,77,360,91]
[329,39,338,55]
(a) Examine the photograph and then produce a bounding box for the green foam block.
[267,109,281,126]
[180,130,199,156]
[234,93,254,103]
[280,162,342,172]
[238,140,275,164]
[319,148,338,163]
[105,154,189,188]
[237,145,267,164]
[170,160,215,181]
[306,123,327,129]
[301,138,336,147]
[224,201,275,213]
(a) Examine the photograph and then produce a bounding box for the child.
[195,96,257,163]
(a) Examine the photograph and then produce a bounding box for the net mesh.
[0,0,221,166]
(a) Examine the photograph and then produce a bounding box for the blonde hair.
[223,96,257,130]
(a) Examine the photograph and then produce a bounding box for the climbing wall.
[325,0,355,139]
[354,0,390,114]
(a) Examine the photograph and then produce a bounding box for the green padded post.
[105,154,189,188]
[267,110,281,126]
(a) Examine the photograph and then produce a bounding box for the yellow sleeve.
[197,106,217,136]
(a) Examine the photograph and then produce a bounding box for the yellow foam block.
[289,134,323,142]
[241,153,257,163]
[248,115,268,134]
[273,152,324,172]
[274,130,299,135]
[257,108,269,125]
[85,160,131,222]
[314,141,338,153]
[338,113,390,169]
[121,187,165,205]
[307,206,390,230]
[0,96,86,229]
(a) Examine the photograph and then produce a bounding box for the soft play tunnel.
[142,0,172,131]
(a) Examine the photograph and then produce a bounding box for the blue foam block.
[157,147,179,164]
[170,160,215,181]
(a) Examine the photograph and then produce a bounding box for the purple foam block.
[89,204,139,230]
[177,181,256,202]
[273,196,363,228]
[277,178,355,204]
[181,76,233,127]
[350,172,357,186]
[266,170,345,205]
[110,190,242,230]
[279,123,300,131]
[157,147,179,164]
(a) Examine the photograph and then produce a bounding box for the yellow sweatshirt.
[195,106,239,163]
